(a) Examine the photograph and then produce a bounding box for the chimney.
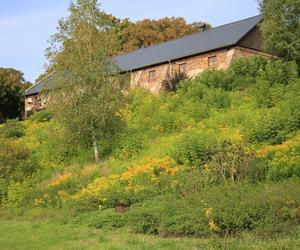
[198,22,207,32]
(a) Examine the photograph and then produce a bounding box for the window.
[179,63,187,74]
[149,70,157,81]
[208,56,217,67]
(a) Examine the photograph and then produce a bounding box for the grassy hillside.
[1,56,300,248]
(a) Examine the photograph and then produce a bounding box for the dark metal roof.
[25,15,262,96]
[113,15,262,72]
[25,73,56,96]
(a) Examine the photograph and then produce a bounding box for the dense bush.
[72,209,127,229]
[172,130,216,169]
[29,110,52,123]
[124,179,300,238]
[115,129,146,160]
[2,56,300,242]
[0,138,36,181]
[196,69,235,90]
[204,179,300,237]
[0,119,25,138]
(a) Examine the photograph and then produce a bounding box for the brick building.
[25,15,271,117]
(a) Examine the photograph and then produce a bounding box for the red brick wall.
[130,48,237,93]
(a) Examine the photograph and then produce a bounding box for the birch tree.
[47,0,128,163]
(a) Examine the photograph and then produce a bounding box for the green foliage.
[0,138,36,181]
[29,110,52,123]
[196,69,235,90]
[47,0,128,163]
[115,130,146,160]
[5,181,31,208]
[208,141,256,183]
[259,0,300,65]
[0,68,31,123]
[0,119,25,138]
[1,55,300,243]
[127,202,162,234]
[230,56,270,78]
[73,209,127,229]
[246,105,299,144]
[205,179,300,237]
[172,130,216,169]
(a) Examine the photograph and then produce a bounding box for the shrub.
[257,134,300,181]
[72,209,127,229]
[204,179,300,237]
[29,110,52,123]
[196,69,235,91]
[6,180,31,208]
[172,130,216,169]
[230,56,298,86]
[208,141,256,183]
[259,60,298,85]
[230,56,269,78]
[0,119,25,138]
[126,201,164,234]
[0,138,36,181]
[115,130,145,160]
[161,72,188,92]
[246,108,290,144]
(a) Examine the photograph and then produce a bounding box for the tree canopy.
[118,17,210,53]
[47,0,128,163]
[259,0,300,65]
[39,9,208,81]
[0,68,31,123]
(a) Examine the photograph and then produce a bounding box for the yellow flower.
[205,207,212,217]
[204,164,210,172]
[34,197,44,206]
[209,220,218,231]
[58,190,69,201]
[50,172,73,187]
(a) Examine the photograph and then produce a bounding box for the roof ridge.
[113,14,262,58]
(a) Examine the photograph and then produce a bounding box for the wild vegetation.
[1,55,300,249]
[1,0,300,249]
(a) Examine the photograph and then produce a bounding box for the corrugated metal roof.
[25,15,262,96]
[113,15,262,72]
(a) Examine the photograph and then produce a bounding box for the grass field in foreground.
[0,220,300,250]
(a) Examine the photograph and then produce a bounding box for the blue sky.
[0,0,259,82]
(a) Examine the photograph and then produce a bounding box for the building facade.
[25,15,272,117]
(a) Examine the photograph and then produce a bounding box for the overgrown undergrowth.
[1,57,300,244]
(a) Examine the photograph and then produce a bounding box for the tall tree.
[259,0,300,65]
[47,0,128,163]
[119,17,210,53]
[0,68,31,123]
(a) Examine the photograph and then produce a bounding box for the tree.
[47,0,128,163]
[259,0,300,65]
[119,17,210,53]
[0,68,31,123]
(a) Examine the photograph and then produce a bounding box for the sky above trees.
[0,0,259,82]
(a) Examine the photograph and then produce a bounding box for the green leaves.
[259,0,300,65]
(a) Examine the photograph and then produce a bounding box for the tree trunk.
[92,136,100,163]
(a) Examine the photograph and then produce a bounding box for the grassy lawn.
[0,220,299,250]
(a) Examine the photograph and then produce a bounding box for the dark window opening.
[149,70,157,81]
[208,56,217,67]
[179,63,187,74]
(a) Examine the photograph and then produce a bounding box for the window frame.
[149,70,157,82]
[208,55,217,68]
[179,63,187,74]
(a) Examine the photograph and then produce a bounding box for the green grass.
[0,219,299,250]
